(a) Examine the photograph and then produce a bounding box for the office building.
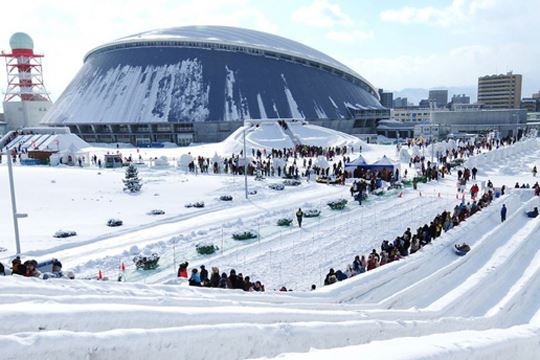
[451,94,470,105]
[393,97,408,108]
[428,90,448,108]
[378,89,394,109]
[477,72,522,109]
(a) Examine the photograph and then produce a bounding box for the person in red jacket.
[177,262,189,278]
[470,184,479,200]
[366,254,379,271]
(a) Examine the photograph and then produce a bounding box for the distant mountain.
[390,86,477,106]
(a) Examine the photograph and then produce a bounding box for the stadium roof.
[85,25,378,97]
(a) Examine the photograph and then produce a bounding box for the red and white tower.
[1,32,52,130]
[1,32,51,102]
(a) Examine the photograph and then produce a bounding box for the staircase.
[281,122,302,146]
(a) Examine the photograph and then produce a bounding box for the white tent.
[344,154,367,170]
[373,155,396,166]
[314,155,330,169]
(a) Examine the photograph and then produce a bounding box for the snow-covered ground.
[1,136,540,359]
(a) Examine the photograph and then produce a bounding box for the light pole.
[430,125,435,164]
[5,151,23,254]
[513,113,519,140]
[243,123,248,199]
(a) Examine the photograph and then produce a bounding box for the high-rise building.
[418,99,431,108]
[520,98,540,112]
[378,89,394,109]
[477,71,522,109]
[451,94,470,105]
[393,97,408,108]
[428,90,448,108]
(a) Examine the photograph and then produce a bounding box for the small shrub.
[196,243,219,255]
[107,218,123,227]
[327,199,348,210]
[277,218,293,226]
[304,209,321,218]
[269,183,285,191]
[53,230,77,238]
[232,230,258,241]
[283,179,301,186]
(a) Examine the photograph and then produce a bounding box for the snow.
[281,74,304,119]
[41,59,210,125]
[1,136,540,359]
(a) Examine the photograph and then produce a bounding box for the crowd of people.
[324,188,498,286]
[178,262,266,292]
[0,256,71,279]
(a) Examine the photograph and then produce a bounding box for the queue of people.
[324,189,497,286]
[178,262,266,292]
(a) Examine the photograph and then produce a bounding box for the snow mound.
[220,121,367,153]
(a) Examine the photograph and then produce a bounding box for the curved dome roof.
[10,32,33,50]
[86,25,377,97]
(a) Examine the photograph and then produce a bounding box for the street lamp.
[4,151,24,254]
[243,123,248,199]
[512,113,519,139]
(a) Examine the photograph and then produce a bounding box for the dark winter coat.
[335,270,347,281]
[218,275,232,289]
[200,268,209,282]
[210,272,220,288]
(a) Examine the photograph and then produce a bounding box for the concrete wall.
[432,109,527,137]
[3,101,53,131]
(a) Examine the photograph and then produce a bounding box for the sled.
[316,176,339,185]
[133,254,160,270]
[454,244,470,256]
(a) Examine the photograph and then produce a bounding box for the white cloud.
[291,0,353,28]
[380,0,496,26]
[326,30,373,43]
[344,43,540,95]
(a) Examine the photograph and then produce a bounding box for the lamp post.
[513,113,519,140]
[5,151,22,254]
[243,123,248,200]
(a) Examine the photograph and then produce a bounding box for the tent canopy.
[348,155,397,171]
[344,154,367,170]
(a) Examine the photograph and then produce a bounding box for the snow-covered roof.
[85,26,378,98]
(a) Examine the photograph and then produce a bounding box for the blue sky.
[1,0,538,102]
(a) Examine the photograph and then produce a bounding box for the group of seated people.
[324,189,496,286]
[178,262,265,292]
[0,257,71,279]
[515,182,540,196]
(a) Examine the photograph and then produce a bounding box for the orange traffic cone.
[399,191,403,198]
[98,270,103,280]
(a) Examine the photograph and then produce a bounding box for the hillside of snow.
[1,138,540,359]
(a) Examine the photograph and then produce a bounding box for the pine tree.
[123,163,142,193]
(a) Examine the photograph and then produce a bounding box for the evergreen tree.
[123,163,142,193]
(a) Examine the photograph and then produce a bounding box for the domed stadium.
[41,26,388,145]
